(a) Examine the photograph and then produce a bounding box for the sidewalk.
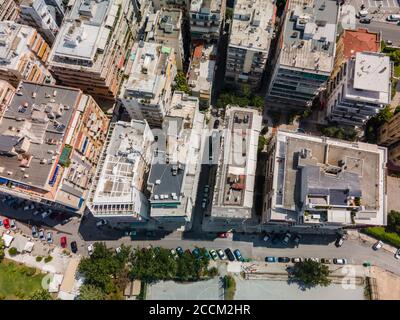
[346,229,398,254]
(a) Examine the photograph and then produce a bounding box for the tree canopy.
[29,289,53,300]
[364,106,393,143]
[78,284,106,300]
[216,85,264,110]
[290,260,331,287]
[172,71,190,94]
[387,210,400,235]
[0,239,4,262]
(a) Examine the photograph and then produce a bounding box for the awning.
[2,234,14,247]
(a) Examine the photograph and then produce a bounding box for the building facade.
[266,0,339,110]
[379,112,400,169]
[189,0,226,43]
[0,81,110,212]
[0,80,15,119]
[0,0,20,22]
[48,0,137,101]
[225,0,275,88]
[326,52,391,127]
[263,130,387,227]
[0,21,53,87]
[120,41,177,127]
[87,120,154,223]
[19,0,64,45]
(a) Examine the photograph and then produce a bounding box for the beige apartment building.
[0,0,20,22]
[0,80,15,118]
[379,112,400,168]
[48,0,137,101]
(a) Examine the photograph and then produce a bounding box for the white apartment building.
[188,43,216,108]
[267,0,339,110]
[147,91,204,230]
[144,8,185,70]
[88,120,154,223]
[263,130,387,227]
[189,0,226,43]
[48,0,137,101]
[225,0,276,88]
[204,105,262,228]
[19,0,63,45]
[327,52,391,127]
[0,21,53,87]
[120,41,177,127]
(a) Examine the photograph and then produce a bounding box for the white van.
[387,14,400,21]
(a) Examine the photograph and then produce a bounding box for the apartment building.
[0,0,20,22]
[263,130,387,227]
[0,21,53,87]
[225,0,276,89]
[0,80,15,119]
[87,120,154,223]
[189,0,226,43]
[152,0,189,11]
[19,0,64,45]
[187,43,216,108]
[144,8,185,70]
[326,52,391,127]
[120,41,177,127]
[0,81,110,212]
[266,0,339,110]
[203,105,262,228]
[146,91,204,230]
[48,0,137,101]
[379,112,400,169]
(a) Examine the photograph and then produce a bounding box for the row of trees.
[321,126,358,142]
[77,243,217,300]
[364,106,393,143]
[216,85,264,110]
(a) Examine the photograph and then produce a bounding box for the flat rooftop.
[0,82,80,190]
[188,44,216,94]
[154,9,182,39]
[280,0,338,74]
[190,0,221,12]
[229,0,275,52]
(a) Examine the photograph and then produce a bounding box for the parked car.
[203,250,211,260]
[87,244,94,255]
[233,249,243,262]
[31,226,38,238]
[170,249,178,258]
[24,204,35,211]
[70,241,78,253]
[201,199,207,209]
[265,256,277,263]
[115,247,121,254]
[192,248,201,259]
[61,218,71,225]
[292,257,302,263]
[41,210,51,219]
[2,218,10,229]
[46,232,53,244]
[217,249,227,260]
[333,258,347,265]
[372,240,383,251]
[395,248,400,260]
[293,235,301,246]
[32,210,40,216]
[213,119,220,129]
[307,257,320,263]
[359,17,372,23]
[38,229,45,241]
[176,246,184,257]
[225,248,235,261]
[387,14,400,22]
[9,219,16,230]
[278,257,290,263]
[209,249,218,260]
[96,219,108,227]
[282,232,292,245]
[321,258,332,264]
[263,233,270,242]
[217,232,229,238]
[335,236,345,248]
[60,236,67,248]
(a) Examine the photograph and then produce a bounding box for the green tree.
[172,71,190,94]
[225,7,233,21]
[387,210,400,235]
[224,275,236,300]
[29,289,53,300]
[290,260,331,287]
[365,106,393,143]
[0,239,4,262]
[394,105,400,115]
[78,284,105,300]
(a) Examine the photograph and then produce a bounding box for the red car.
[3,218,10,229]
[60,236,67,248]
[217,232,230,238]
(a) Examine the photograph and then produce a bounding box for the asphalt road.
[357,20,400,44]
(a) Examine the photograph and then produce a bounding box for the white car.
[115,247,121,254]
[41,210,51,219]
[217,249,227,260]
[263,234,270,242]
[87,244,94,255]
[24,204,35,211]
[201,199,207,209]
[333,258,347,265]
[292,257,302,263]
[395,249,400,260]
[96,219,108,227]
[10,219,16,230]
[372,240,383,251]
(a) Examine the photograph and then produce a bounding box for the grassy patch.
[0,260,45,299]
[362,227,400,248]
[394,65,400,78]
[224,275,236,300]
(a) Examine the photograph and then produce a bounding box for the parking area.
[351,0,400,11]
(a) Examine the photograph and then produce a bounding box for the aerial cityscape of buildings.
[1,0,400,302]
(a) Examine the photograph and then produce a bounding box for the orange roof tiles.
[193,45,203,59]
[342,28,380,59]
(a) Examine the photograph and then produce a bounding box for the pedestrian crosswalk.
[362,0,400,9]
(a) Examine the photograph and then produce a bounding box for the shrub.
[44,256,53,263]
[21,266,36,276]
[8,247,19,256]
[363,227,400,248]
[36,256,43,262]
[224,275,236,300]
